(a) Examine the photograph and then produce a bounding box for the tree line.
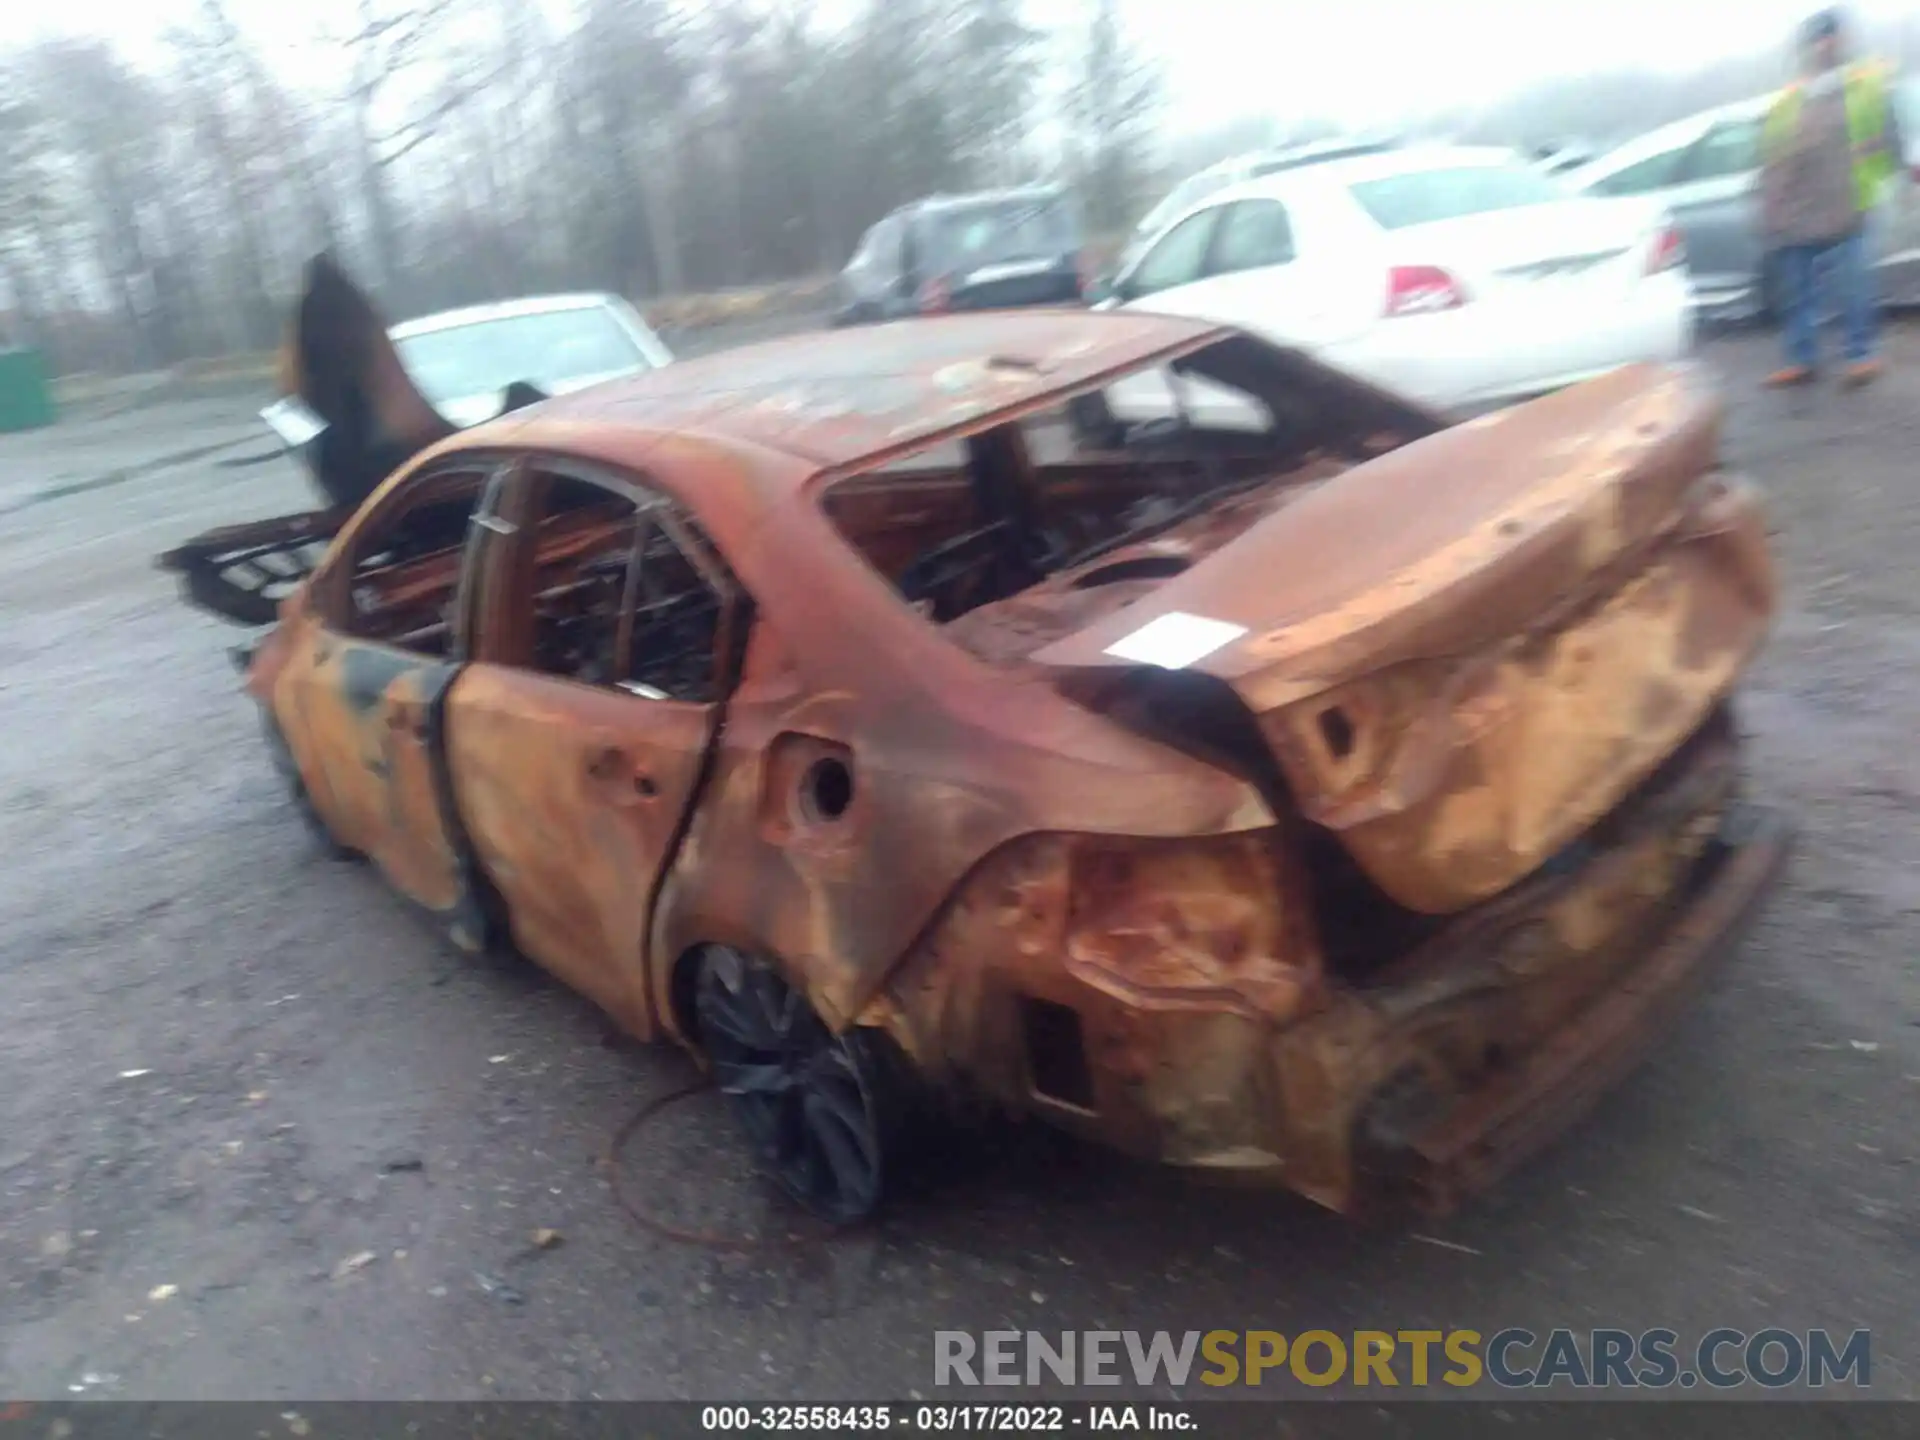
[4,0,1911,379]
[0,0,1161,376]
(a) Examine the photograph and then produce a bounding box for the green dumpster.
[0,347,56,432]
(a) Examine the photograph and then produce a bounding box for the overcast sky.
[7,0,1918,135]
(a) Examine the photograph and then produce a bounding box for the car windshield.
[925,197,1078,273]
[394,306,649,405]
[1348,163,1567,230]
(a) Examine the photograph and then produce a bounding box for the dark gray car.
[1566,82,1920,321]
[830,186,1086,325]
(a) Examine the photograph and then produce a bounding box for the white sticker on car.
[1102,612,1249,669]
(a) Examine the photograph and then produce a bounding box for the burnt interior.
[819,347,1448,983]
[521,477,725,703]
[823,378,1387,668]
[341,470,486,655]
[341,471,726,703]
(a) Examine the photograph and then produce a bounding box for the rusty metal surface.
[444,665,715,1034]
[878,714,1784,1212]
[1032,365,1776,914]
[488,310,1234,469]
[1401,806,1793,1212]
[216,261,1785,1215]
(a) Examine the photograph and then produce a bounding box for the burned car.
[159,259,1788,1222]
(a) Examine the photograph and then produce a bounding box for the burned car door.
[442,465,744,1032]
[281,462,501,939]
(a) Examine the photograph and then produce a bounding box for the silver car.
[1566,83,1920,321]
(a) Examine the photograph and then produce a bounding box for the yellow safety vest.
[1764,61,1898,210]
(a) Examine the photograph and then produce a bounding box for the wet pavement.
[0,328,1916,1401]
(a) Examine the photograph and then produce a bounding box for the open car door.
[156,253,460,627]
[272,460,506,951]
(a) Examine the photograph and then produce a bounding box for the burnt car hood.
[1032,361,1777,914]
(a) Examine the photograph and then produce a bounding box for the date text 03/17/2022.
[699,1404,1194,1432]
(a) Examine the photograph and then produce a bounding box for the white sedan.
[263,291,673,450]
[1095,145,1691,418]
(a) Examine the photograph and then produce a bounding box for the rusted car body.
[161,271,1788,1220]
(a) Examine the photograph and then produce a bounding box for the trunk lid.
[1377,196,1656,305]
[1033,362,1777,913]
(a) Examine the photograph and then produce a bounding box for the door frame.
[452,453,755,1019]
[298,455,521,951]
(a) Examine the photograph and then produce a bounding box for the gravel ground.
[0,326,1915,1402]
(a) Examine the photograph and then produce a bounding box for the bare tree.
[14,0,1847,380]
[336,0,494,296]
[1067,0,1161,234]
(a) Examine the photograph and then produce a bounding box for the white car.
[263,291,673,448]
[1117,139,1403,274]
[1095,145,1691,418]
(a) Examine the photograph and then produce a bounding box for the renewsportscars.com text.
[933,1328,1871,1390]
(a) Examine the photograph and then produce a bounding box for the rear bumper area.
[1368,800,1791,1211]
[883,720,1790,1215]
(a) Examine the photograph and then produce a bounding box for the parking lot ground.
[0,327,1916,1401]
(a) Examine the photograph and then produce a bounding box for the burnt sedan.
[162,263,1789,1222]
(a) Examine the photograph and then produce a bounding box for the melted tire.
[694,946,903,1225]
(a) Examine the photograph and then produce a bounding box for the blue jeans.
[1777,229,1878,369]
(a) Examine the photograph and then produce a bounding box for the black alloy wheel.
[694,946,892,1224]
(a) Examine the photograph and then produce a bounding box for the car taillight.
[1383,265,1467,318]
[918,275,951,314]
[1646,226,1686,275]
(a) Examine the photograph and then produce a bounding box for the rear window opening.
[820,338,1431,670]
[1349,164,1567,230]
[925,195,1081,273]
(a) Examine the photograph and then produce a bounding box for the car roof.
[453,310,1225,478]
[908,184,1069,217]
[390,293,626,338]
[1242,137,1404,177]
[1204,144,1527,207]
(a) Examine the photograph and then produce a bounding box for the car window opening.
[821,346,1409,675]
[339,469,489,655]
[516,474,727,704]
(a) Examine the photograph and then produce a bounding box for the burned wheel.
[694,946,893,1224]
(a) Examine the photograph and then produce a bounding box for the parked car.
[1564,81,1920,321]
[830,185,1087,324]
[1093,144,1690,418]
[157,256,1786,1223]
[1530,141,1597,175]
[1117,139,1405,274]
[262,281,673,511]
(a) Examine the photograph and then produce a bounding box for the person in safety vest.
[1759,8,1903,387]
